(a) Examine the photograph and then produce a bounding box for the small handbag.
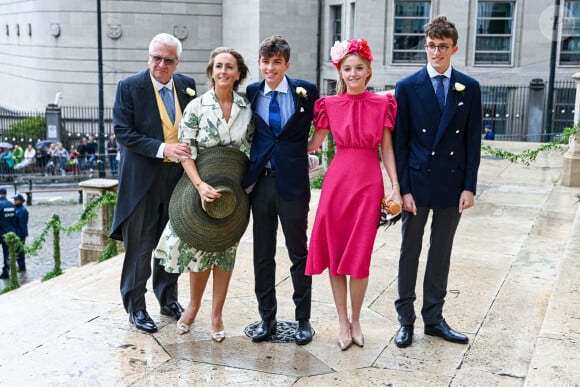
[378,197,402,229]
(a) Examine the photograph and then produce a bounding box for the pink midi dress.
[306,91,397,279]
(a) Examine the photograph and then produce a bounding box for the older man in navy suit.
[110,33,196,333]
[393,16,482,347]
[243,35,319,345]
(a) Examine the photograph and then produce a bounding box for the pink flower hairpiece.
[330,38,374,69]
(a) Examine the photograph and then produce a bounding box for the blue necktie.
[160,87,175,123]
[268,91,281,169]
[269,91,281,136]
[435,75,446,110]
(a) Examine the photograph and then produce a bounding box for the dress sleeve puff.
[313,97,330,130]
[384,93,398,132]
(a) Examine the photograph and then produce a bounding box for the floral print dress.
[156,89,254,273]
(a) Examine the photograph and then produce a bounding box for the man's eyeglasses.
[149,54,178,65]
[424,44,451,54]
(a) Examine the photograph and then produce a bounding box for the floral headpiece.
[330,38,374,69]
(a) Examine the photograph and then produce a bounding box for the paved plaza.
[0,142,578,386]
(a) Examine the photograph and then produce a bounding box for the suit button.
[422,129,427,133]
[427,169,431,172]
[456,130,460,134]
[450,151,454,155]
[431,151,435,156]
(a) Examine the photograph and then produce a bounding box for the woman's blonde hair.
[335,53,372,94]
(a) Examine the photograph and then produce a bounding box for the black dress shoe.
[394,325,414,348]
[160,302,184,320]
[129,310,158,333]
[294,320,314,345]
[18,266,26,273]
[424,320,468,344]
[0,271,8,279]
[252,319,277,342]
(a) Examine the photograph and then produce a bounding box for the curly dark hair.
[424,16,459,46]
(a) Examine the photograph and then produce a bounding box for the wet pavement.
[0,142,578,386]
[0,191,84,286]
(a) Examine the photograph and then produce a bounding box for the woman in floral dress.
[156,47,253,341]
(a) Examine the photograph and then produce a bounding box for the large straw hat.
[169,146,250,252]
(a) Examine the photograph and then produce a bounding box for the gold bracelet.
[194,179,202,187]
[392,183,400,188]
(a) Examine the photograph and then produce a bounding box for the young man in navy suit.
[111,33,196,333]
[393,16,482,347]
[243,35,319,345]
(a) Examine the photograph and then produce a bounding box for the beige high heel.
[176,320,192,335]
[211,330,225,343]
[352,334,365,347]
[338,337,353,351]
[350,322,364,347]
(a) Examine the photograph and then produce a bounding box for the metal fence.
[481,80,575,142]
[0,106,113,149]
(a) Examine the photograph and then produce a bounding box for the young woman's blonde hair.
[335,53,373,95]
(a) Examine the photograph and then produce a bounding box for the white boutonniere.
[453,82,466,94]
[184,87,195,97]
[296,87,308,99]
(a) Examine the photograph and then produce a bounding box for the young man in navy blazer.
[393,16,482,347]
[243,35,319,345]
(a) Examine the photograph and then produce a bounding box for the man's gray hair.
[148,33,182,58]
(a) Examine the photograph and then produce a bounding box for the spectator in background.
[86,135,98,176]
[484,124,495,140]
[23,144,36,174]
[12,193,28,272]
[0,187,16,279]
[56,142,69,176]
[68,144,81,175]
[0,147,14,179]
[12,145,23,166]
[77,137,88,174]
[106,134,119,176]
[46,143,57,176]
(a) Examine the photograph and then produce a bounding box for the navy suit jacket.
[110,69,196,240]
[394,66,481,208]
[243,77,319,200]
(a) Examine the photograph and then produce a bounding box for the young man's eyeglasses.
[149,54,178,65]
[424,44,451,54]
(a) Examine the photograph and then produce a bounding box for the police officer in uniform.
[0,187,17,279]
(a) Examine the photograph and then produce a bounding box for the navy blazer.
[394,66,481,208]
[243,77,319,200]
[110,69,196,240]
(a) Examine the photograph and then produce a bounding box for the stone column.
[561,73,580,187]
[78,178,119,265]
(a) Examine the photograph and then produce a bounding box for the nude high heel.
[176,320,192,335]
[211,330,225,343]
[338,337,353,351]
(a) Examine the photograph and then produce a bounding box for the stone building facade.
[0,0,577,110]
[0,0,319,110]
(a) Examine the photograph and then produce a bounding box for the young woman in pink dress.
[306,39,401,350]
